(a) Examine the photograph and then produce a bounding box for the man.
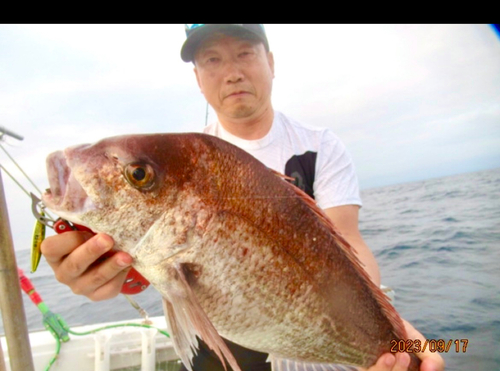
[41,24,444,371]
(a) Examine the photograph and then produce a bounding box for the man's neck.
[217,107,274,140]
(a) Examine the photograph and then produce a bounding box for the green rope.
[43,321,171,370]
[64,322,171,338]
[44,335,61,371]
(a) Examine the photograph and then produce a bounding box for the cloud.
[1,24,499,253]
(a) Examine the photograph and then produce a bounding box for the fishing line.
[0,142,43,195]
[0,163,31,198]
[0,141,56,222]
[2,129,171,369]
[205,101,209,126]
[124,294,151,320]
[3,139,155,335]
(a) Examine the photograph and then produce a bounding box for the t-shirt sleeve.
[313,131,362,209]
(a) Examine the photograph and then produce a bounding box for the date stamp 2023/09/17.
[390,339,469,353]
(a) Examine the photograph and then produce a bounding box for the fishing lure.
[30,193,149,294]
[31,216,45,273]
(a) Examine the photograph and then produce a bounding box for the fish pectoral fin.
[162,263,242,371]
[268,355,358,371]
[163,299,197,370]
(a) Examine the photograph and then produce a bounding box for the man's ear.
[267,51,275,78]
[194,66,203,93]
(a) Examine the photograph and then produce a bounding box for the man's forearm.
[323,205,381,286]
[341,232,381,286]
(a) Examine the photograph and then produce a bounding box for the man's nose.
[223,61,244,83]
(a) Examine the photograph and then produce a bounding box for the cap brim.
[181,24,264,62]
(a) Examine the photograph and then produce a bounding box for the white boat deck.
[1,316,181,371]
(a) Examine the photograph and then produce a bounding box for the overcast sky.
[1,24,500,252]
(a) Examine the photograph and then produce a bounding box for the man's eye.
[206,57,219,64]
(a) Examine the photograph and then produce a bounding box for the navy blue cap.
[181,24,269,62]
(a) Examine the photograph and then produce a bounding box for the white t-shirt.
[203,111,362,209]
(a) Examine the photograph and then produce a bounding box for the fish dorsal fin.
[270,169,296,183]
[162,263,242,371]
[270,169,352,251]
[271,169,406,340]
[269,355,357,371]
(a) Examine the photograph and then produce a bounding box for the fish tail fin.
[162,264,242,371]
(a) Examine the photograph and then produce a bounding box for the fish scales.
[42,133,420,371]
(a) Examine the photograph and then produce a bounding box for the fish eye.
[133,167,146,181]
[124,163,155,190]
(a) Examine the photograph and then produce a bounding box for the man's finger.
[391,353,411,371]
[78,256,132,301]
[55,233,115,282]
[362,351,411,371]
[41,230,94,265]
[402,320,445,371]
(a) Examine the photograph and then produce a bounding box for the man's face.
[193,35,274,122]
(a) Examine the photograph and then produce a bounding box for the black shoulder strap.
[284,151,317,199]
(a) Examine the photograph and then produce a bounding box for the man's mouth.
[225,90,251,99]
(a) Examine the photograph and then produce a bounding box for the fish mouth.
[42,149,93,216]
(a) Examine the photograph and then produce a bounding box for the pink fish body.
[43,133,420,371]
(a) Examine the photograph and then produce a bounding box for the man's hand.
[41,232,133,301]
[361,320,445,371]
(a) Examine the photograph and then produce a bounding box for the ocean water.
[3,168,499,371]
[359,168,500,370]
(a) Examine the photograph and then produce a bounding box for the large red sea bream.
[42,133,420,371]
